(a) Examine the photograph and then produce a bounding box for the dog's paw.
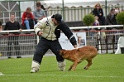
[84,67,88,70]
[68,68,71,71]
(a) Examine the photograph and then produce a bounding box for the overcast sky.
[43,0,118,3]
[42,0,123,7]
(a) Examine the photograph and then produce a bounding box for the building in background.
[0,0,124,26]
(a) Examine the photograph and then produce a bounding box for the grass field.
[0,54,124,82]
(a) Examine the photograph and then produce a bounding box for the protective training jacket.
[34,16,77,46]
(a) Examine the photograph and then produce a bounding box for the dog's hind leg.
[68,65,73,71]
[68,61,78,71]
[84,59,92,70]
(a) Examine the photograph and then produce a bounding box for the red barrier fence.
[0,29,123,58]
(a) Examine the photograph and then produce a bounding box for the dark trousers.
[22,19,35,29]
[99,16,105,25]
[28,19,35,29]
[33,37,64,64]
[7,35,20,56]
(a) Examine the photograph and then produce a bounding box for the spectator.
[121,9,124,12]
[36,1,47,16]
[106,9,117,29]
[89,16,99,39]
[33,2,46,24]
[91,3,105,25]
[4,14,22,58]
[115,7,120,15]
[0,21,2,31]
[22,7,35,29]
[93,16,99,26]
[0,21,3,56]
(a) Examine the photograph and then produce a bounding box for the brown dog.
[59,46,97,71]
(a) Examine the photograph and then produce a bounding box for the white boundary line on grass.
[1,74,124,78]
[0,72,4,76]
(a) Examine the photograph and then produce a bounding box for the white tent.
[20,0,124,16]
[20,0,124,11]
[42,0,124,8]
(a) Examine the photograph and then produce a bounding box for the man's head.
[51,13,62,25]
[36,1,41,11]
[36,5,41,11]
[110,9,115,15]
[10,15,15,22]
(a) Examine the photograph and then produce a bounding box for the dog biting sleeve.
[58,21,77,46]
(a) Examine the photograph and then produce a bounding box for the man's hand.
[19,29,22,32]
[38,31,43,36]
[73,45,78,49]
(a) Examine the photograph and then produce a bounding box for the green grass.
[0,54,124,82]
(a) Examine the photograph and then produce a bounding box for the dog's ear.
[77,48,81,51]
[59,49,66,55]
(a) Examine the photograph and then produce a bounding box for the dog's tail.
[89,46,98,58]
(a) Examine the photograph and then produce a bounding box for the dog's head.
[59,49,66,56]
[59,49,69,59]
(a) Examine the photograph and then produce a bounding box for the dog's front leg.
[68,61,78,71]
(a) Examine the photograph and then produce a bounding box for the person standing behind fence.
[0,21,2,31]
[0,21,3,56]
[93,16,99,26]
[91,3,105,25]
[4,15,22,59]
[30,13,77,73]
[106,9,118,30]
[115,7,120,15]
[33,2,46,24]
[36,1,48,16]
[22,7,35,29]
